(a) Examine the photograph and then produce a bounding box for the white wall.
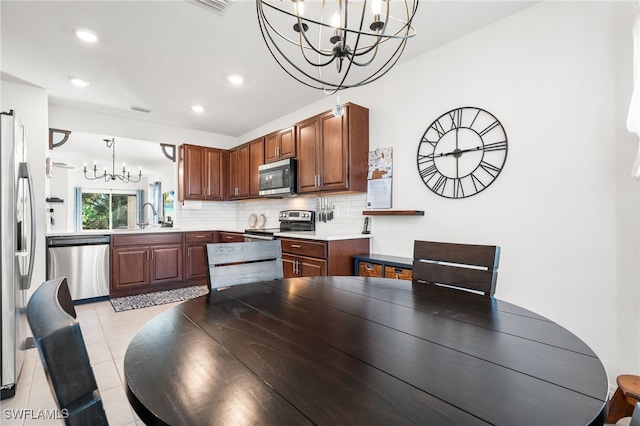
[1,80,49,298]
[239,1,640,386]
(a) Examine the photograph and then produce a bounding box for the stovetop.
[244,210,316,235]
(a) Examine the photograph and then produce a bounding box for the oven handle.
[242,234,276,242]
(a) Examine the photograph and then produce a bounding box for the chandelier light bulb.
[371,0,382,15]
[331,11,340,28]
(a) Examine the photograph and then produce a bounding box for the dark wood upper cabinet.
[229,142,250,200]
[179,103,367,201]
[264,127,295,164]
[296,103,369,194]
[178,144,227,201]
[249,137,265,198]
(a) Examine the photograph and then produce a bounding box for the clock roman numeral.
[419,163,438,180]
[453,178,464,198]
[448,108,463,130]
[483,141,507,152]
[432,174,448,195]
[417,153,436,165]
[479,160,501,177]
[470,173,486,192]
[430,119,446,138]
[421,136,438,148]
[479,120,500,137]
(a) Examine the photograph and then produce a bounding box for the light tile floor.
[2,299,180,426]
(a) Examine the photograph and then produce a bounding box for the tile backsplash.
[174,193,367,233]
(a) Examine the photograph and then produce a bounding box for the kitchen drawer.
[219,232,244,243]
[279,238,327,259]
[358,261,383,278]
[384,265,412,281]
[185,231,214,243]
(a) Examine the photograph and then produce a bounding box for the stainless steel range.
[243,210,315,241]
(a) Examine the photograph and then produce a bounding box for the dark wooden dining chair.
[607,375,640,423]
[26,277,109,426]
[412,240,501,296]
[204,240,283,291]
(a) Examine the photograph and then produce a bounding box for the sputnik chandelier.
[83,138,142,183]
[256,0,419,93]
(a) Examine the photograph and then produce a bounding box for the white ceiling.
[2,0,537,172]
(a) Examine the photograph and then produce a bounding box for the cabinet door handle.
[275,146,279,157]
[195,235,205,238]
[291,244,301,249]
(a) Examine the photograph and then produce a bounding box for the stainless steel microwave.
[258,158,297,197]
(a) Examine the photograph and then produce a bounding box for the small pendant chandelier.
[83,138,142,183]
[256,0,419,94]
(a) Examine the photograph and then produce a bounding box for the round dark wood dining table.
[124,276,608,426]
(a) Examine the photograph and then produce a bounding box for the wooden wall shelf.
[362,210,424,216]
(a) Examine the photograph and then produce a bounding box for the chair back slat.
[205,240,283,291]
[412,241,500,296]
[26,278,108,425]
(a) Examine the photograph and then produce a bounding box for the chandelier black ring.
[256,0,419,93]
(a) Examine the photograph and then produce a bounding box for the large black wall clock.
[417,106,508,199]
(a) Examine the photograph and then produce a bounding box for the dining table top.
[124,276,608,426]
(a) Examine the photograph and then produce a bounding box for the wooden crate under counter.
[353,254,413,281]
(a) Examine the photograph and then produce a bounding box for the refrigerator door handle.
[18,162,35,290]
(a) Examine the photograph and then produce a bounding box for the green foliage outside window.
[82,193,109,229]
[82,192,135,230]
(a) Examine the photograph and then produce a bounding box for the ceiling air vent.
[191,0,231,15]
[131,105,152,113]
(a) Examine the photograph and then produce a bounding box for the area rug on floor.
[109,286,209,312]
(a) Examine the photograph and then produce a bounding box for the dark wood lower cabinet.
[112,247,150,289]
[185,231,216,282]
[150,245,183,284]
[110,231,369,296]
[282,253,327,278]
[111,233,185,298]
[280,237,369,278]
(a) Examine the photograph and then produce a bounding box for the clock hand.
[438,146,482,158]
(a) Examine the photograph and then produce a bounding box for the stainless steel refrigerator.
[0,110,36,400]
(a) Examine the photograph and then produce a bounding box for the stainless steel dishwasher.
[46,235,110,301]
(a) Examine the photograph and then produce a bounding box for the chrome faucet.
[138,202,158,229]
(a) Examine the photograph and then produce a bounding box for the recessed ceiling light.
[191,105,204,113]
[69,78,90,87]
[227,74,243,85]
[75,28,98,43]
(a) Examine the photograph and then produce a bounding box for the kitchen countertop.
[46,228,371,242]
